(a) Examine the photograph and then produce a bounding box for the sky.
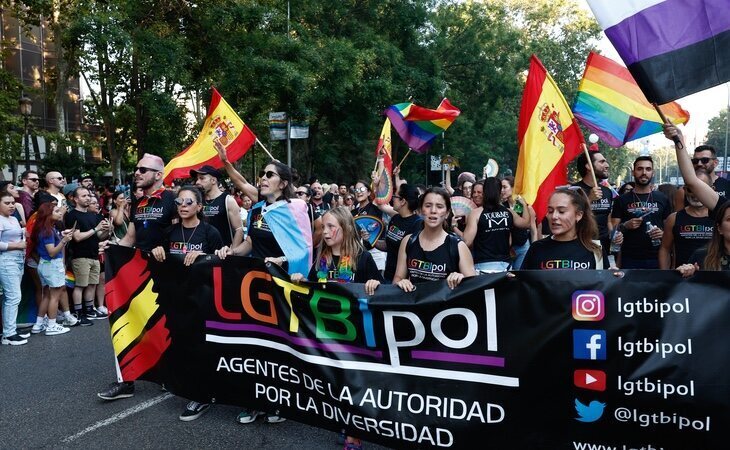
[578,0,730,154]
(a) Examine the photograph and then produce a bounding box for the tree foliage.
[6,0,603,184]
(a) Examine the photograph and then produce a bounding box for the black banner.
[105,246,729,449]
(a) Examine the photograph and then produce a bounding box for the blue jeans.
[512,240,530,270]
[0,250,25,337]
[475,261,510,273]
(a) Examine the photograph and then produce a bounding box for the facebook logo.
[573,330,607,361]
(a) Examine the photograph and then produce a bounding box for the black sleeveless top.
[672,209,714,266]
[202,193,233,246]
[405,232,461,283]
[473,205,513,263]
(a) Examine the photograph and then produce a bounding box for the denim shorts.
[38,257,66,288]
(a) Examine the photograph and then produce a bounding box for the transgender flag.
[587,0,730,103]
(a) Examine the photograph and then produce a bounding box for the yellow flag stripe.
[111,279,160,356]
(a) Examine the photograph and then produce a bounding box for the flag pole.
[581,143,599,188]
[396,148,412,168]
[255,138,277,161]
[653,103,684,150]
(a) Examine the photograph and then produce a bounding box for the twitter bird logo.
[575,399,606,422]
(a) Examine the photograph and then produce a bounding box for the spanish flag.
[163,88,256,183]
[515,55,584,222]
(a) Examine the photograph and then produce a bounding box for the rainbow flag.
[163,87,256,183]
[573,52,690,147]
[515,55,584,223]
[384,99,460,153]
[373,118,393,205]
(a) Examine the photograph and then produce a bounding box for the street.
[0,319,390,449]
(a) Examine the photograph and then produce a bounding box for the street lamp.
[18,95,32,171]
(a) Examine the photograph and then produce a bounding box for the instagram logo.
[572,291,605,321]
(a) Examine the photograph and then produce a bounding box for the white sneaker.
[45,323,70,336]
[97,306,108,315]
[61,314,78,327]
[31,323,46,334]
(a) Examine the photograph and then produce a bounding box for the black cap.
[80,172,93,181]
[190,165,222,180]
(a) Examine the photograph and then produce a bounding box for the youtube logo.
[574,369,606,391]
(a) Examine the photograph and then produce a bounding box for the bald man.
[45,171,66,207]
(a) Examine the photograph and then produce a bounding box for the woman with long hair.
[522,187,608,270]
[677,201,730,275]
[0,181,26,226]
[109,190,130,244]
[393,187,475,291]
[501,176,537,269]
[371,183,423,282]
[29,202,74,336]
[0,192,29,345]
[351,180,386,272]
[218,160,311,425]
[463,177,530,272]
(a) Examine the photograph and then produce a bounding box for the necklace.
[181,221,199,254]
[632,190,653,214]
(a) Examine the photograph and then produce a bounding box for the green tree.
[705,107,729,158]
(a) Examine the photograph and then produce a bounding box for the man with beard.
[674,145,730,210]
[310,181,330,216]
[97,153,176,401]
[192,165,243,247]
[610,156,672,269]
[65,187,111,325]
[44,171,67,207]
[572,151,614,253]
[659,170,714,268]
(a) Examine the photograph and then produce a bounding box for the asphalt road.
[0,319,391,449]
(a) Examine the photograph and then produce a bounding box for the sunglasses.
[26,178,39,182]
[136,166,159,174]
[295,191,309,197]
[354,186,368,194]
[174,198,197,206]
[259,170,279,179]
[691,157,715,165]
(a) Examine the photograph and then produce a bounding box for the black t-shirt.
[351,202,381,218]
[311,199,331,216]
[573,180,613,240]
[202,193,233,246]
[164,221,223,255]
[131,189,177,251]
[522,237,608,270]
[383,214,423,281]
[611,190,671,260]
[473,205,513,263]
[709,195,728,221]
[247,203,285,259]
[688,246,730,270]
[65,209,102,259]
[307,252,383,283]
[672,209,714,266]
[504,202,530,247]
[712,176,730,199]
[405,233,461,283]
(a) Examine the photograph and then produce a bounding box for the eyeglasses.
[392,195,402,200]
[174,198,197,206]
[354,186,368,194]
[691,157,716,165]
[135,166,159,174]
[295,191,309,197]
[260,170,279,179]
[50,176,64,180]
